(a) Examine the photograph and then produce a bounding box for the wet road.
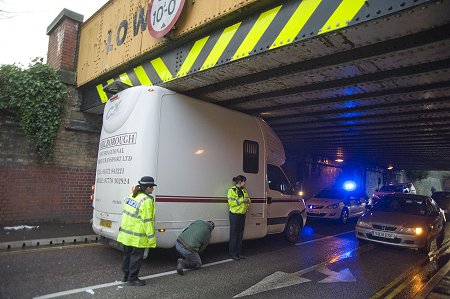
[0,219,448,299]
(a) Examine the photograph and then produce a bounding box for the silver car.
[356,194,446,253]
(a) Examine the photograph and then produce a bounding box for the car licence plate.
[373,230,395,239]
[100,219,112,228]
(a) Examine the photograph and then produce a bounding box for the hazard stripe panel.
[270,0,322,50]
[151,58,173,82]
[119,73,133,86]
[319,0,366,34]
[84,0,432,109]
[96,79,115,103]
[232,5,282,60]
[133,66,152,86]
[177,36,210,77]
[201,23,242,71]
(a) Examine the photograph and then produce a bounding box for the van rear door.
[93,87,162,238]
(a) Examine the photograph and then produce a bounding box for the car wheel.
[436,227,445,248]
[340,209,349,224]
[419,236,431,254]
[284,217,301,243]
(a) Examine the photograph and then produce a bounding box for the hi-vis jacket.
[117,192,156,248]
[227,186,251,214]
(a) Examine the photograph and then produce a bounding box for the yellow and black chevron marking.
[84,0,431,107]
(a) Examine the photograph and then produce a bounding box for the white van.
[92,85,306,248]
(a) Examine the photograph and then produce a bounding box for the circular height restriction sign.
[148,0,185,38]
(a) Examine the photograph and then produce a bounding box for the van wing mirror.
[267,197,272,204]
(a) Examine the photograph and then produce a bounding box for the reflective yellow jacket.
[117,192,156,248]
[228,186,251,214]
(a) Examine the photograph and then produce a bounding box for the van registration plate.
[100,219,112,228]
[373,230,395,239]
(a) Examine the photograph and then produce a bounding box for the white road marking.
[34,231,356,299]
[233,271,311,298]
[295,230,355,246]
[234,266,357,297]
[235,243,373,298]
[34,259,233,299]
[317,267,356,283]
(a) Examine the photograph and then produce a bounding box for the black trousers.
[122,245,145,281]
[229,212,246,257]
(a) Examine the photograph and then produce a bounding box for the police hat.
[138,176,157,186]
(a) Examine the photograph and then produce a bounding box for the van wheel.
[284,217,301,243]
[340,209,349,224]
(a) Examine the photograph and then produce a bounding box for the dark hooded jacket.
[177,220,214,253]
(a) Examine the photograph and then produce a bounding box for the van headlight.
[398,227,423,235]
[357,221,371,228]
[325,203,339,209]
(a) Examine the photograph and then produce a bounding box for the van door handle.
[267,197,272,204]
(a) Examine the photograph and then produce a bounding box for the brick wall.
[0,84,101,226]
[0,165,95,224]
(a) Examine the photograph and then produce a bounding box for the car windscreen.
[379,185,405,192]
[371,196,426,216]
[314,189,346,199]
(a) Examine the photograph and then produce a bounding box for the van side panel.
[155,93,267,247]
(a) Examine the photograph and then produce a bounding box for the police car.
[306,182,369,224]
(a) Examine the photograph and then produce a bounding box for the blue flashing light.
[343,101,357,108]
[300,226,314,238]
[343,180,357,191]
[343,87,359,96]
[340,112,363,118]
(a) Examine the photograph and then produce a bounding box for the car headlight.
[398,227,423,235]
[357,221,371,228]
[325,203,339,209]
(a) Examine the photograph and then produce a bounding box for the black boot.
[177,258,184,275]
[127,278,146,286]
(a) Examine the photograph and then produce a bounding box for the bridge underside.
[82,0,450,170]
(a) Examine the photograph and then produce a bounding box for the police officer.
[117,176,157,286]
[228,175,251,261]
[175,220,215,275]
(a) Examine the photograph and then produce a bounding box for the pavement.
[0,222,98,250]
[0,221,448,298]
[414,259,450,299]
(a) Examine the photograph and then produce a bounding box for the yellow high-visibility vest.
[228,186,251,214]
[117,192,156,248]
